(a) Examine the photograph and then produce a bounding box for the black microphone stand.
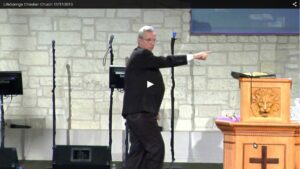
[170,32,176,164]
[108,38,114,150]
[0,95,4,148]
[66,64,71,146]
[51,40,57,150]
[102,35,114,166]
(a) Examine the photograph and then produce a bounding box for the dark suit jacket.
[122,47,188,117]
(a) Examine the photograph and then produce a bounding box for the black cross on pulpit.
[249,146,279,169]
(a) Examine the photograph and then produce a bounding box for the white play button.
[147,81,154,88]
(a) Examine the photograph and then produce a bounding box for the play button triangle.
[147,81,154,88]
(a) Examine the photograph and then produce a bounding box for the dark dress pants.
[125,112,165,169]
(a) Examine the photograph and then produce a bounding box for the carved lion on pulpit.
[251,88,280,117]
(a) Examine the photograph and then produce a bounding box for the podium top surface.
[239,78,292,83]
[215,119,300,128]
[215,119,300,137]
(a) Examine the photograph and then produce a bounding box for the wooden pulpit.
[216,78,300,169]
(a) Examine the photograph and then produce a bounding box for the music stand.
[109,65,125,89]
[109,65,130,165]
[0,71,23,148]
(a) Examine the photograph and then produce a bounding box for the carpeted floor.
[19,161,223,169]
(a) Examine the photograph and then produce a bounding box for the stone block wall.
[0,9,299,131]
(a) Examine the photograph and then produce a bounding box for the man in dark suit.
[122,25,209,169]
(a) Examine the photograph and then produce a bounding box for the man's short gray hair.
[138,25,155,39]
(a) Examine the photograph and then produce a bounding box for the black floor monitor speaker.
[52,145,111,169]
[0,148,19,169]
